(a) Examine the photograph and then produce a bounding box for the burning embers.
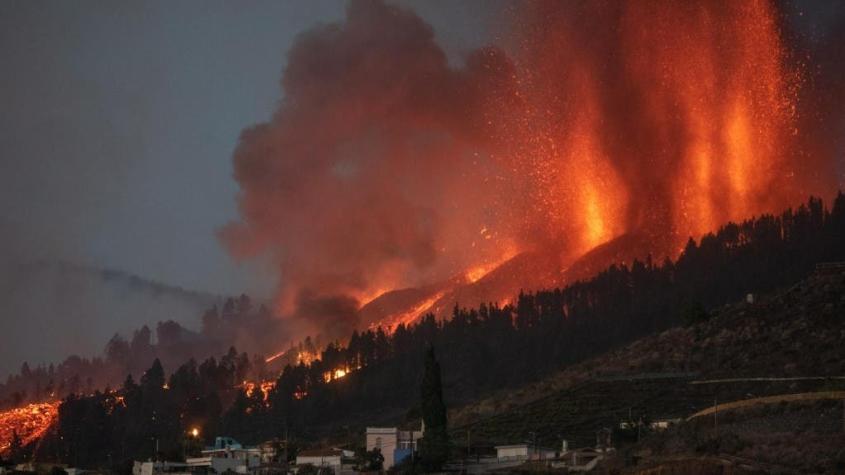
[240,380,276,402]
[0,402,59,456]
[253,347,360,403]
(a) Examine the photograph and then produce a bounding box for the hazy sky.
[0,1,840,377]
[0,0,501,298]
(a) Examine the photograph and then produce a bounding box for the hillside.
[359,233,662,330]
[25,195,845,471]
[449,264,845,470]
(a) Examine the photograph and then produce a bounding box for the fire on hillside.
[0,402,59,456]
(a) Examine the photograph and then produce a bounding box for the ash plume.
[220,0,517,322]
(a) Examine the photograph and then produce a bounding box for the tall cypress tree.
[418,346,449,470]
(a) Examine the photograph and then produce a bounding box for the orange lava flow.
[465,245,520,284]
[0,402,60,455]
[375,291,446,332]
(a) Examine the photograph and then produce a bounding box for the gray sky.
[1,0,839,377]
[0,0,500,298]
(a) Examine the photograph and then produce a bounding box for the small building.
[649,418,681,431]
[186,456,247,473]
[295,448,353,473]
[209,436,243,451]
[551,448,608,472]
[256,438,287,464]
[494,444,556,462]
[133,457,248,475]
[198,436,262,469]
[365,426,423,469]
[132,460,192,475]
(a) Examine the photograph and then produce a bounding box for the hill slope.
[450,264,845,455]
[0,260,220,378]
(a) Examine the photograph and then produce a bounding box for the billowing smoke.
[223,0,841,338]
[220,0,518,335]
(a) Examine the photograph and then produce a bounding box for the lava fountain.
[223,0,836,338]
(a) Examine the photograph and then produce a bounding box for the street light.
[184,427,201,460]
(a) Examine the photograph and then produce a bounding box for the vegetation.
[9,192,845,470]
[353,447,383,472]
[418,347,449,471]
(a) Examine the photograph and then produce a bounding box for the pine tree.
[418,346,449,471]
[140,359,165,393]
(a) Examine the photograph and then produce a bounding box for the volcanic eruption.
[221,0,840,342]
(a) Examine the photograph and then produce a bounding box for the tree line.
[16,192,845,470]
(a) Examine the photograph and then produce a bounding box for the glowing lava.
[373,291,446,332]
[464,245,520,284]
[0,402,59,455]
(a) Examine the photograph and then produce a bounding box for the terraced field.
[451,268,845,453]
[453,374,843,448]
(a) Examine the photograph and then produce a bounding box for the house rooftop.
[297,448,345,457]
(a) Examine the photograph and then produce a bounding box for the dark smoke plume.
[221,0,516,335]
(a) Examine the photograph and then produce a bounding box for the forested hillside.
[10,192,845,471]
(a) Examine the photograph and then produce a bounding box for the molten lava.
[0,402,59,455]
[372,291,446,332]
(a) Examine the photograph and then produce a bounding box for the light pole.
[185,427,200,460]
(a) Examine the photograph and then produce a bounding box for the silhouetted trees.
[34,192,845,469]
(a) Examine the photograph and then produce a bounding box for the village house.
[132,436,267,475]
[494,444,557,462]
[294,448,354,474]
[365,425,423,469]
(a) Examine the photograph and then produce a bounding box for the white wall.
[366,428,398,468]
[496,445,529,461]
[296,455,342,470]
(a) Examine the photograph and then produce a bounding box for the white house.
[366,427,397,468]
[366,426,423,469]
[132,461,192,475]
[495,444,556,462]
[186,456,247,473]
[295,448,352,473]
